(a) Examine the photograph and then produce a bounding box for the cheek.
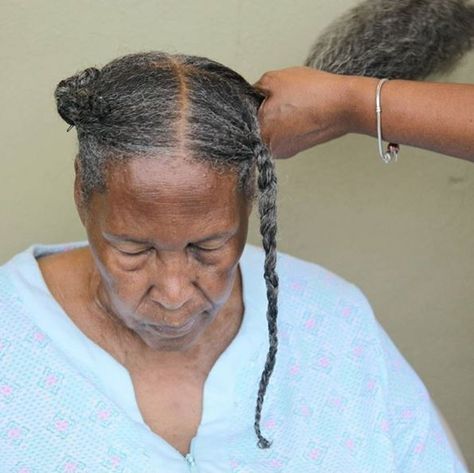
[92,249,151,305]
[196,244,244,304]
[197,260,238,304]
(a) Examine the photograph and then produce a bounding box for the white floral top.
[0,243,466,472]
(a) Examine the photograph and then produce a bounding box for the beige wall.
[1,0,473,467]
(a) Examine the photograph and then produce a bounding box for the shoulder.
[243,244,373,327]
[267,248,380,375]
[243,243,356,288]
[0,247,35,307]
[277,248,363,301]
[0,247,44,356]
[0,242,89,327]
[243,244,379,377]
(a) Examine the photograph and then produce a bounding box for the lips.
[139,314,200,338]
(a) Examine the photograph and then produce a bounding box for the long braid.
[254,144,279,449]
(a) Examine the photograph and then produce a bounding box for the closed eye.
[189,243,223,252]
[117,248,153,257]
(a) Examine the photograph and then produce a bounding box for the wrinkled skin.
[77,155,252,354]
[254,67,353,158]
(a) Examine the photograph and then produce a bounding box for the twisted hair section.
[54,52,263,199]
[254,144,279,449]
[55,68,106,127]
[306,0,474,79]
[55,52,280,448]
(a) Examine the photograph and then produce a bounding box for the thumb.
[252,73,273,97]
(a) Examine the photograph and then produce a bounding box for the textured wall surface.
[1,0,473,467]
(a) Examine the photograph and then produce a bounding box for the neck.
[86,254,244,370]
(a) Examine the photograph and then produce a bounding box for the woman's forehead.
[106,155,239,200]
[92,157,247,225]
[90,156,247,238]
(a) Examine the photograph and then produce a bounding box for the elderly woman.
[0,52,465,472]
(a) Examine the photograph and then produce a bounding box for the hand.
[254,67,354,159]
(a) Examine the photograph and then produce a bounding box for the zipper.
[185,453,198,472]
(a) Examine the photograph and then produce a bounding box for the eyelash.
[117,244,221,257]
[189,244,221,252]
[118,248,152,257]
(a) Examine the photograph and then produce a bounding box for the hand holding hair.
[255,70,474,162]
[255,0,474,162]
[254,67,352,159]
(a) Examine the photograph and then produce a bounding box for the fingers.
[257,105,271,149]
[252,80,268,95]
[253,76,272,141]
[253,71,277,95]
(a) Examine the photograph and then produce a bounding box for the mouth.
[138,313,203,339]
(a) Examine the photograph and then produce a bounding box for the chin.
[140,336,200,352]
[131,309,215,352]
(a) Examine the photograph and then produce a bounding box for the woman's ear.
[74,158,87,226]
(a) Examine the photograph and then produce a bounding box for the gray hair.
[55,52,279,449]
[306,0,474,79]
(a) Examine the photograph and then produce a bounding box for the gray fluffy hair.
[306,0,474,79]
[55,53,266,200]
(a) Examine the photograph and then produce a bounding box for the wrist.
[345,75,379,137]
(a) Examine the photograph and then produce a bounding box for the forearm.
[347,76,474,162]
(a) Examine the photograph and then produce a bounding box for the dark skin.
[39,154,252,455]
[255,67,474,161]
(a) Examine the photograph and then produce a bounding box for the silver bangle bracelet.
[376,78,399,163]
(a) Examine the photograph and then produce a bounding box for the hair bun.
[55,67,109,129]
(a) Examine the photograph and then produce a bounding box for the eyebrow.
[102,233,153,245]
[195,230,236,243]
[102,230,236,245]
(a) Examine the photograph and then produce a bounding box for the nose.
[148,252,194,311]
